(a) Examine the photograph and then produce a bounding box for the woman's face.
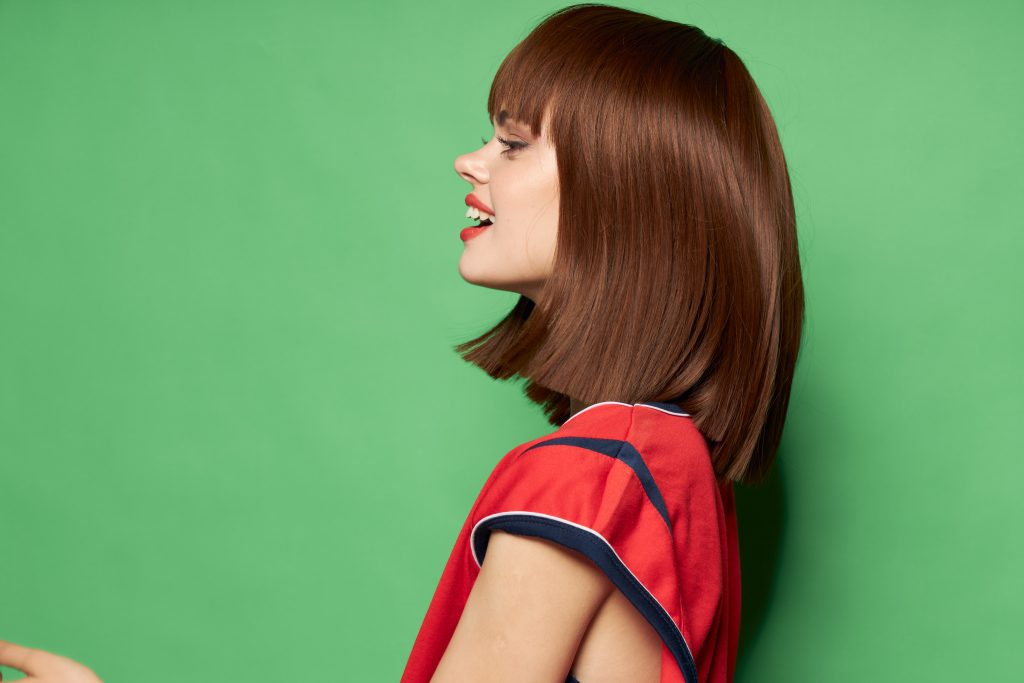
[453,114,559,302]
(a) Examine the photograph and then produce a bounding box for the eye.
[481,135,527,157]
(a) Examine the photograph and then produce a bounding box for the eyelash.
[482,135,527,157]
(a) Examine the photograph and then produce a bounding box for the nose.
[454,146,489,185]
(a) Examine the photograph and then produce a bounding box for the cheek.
[524,212,559,272]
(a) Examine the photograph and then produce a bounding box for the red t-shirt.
[400,401,742,683]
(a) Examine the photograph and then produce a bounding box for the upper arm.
[430,529,615,683]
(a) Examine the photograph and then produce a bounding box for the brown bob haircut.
[454,3,805,486]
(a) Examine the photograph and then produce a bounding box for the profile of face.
[453,114,559,302]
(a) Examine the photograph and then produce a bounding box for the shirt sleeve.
[467,434,699,683]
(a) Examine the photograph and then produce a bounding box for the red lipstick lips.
[465,193,495,216]
[462,193,495,242]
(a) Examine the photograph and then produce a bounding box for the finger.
[0,638,48,673]
[0,643,41,671]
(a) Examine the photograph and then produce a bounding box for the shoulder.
[470,401,694,571]
[475,400,699,526]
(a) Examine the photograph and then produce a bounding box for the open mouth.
[477,218,494,227]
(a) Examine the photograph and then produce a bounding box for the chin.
[458,265,519,296]
[457,255,487,286]
[457,256,538,297]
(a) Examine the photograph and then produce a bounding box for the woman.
[402,3,803,683]
[1,3,803,682]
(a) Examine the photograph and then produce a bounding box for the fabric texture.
[400,401,742,683]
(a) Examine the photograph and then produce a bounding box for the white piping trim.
[637,404,692,418]
[469,509,694,670]
[562,401,633,425]
[563,401,691,425]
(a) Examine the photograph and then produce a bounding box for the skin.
[430,530,663,683]
[454,113,560,303]
[438,120,664,681]
[0,640,103,682]
[431,530,614,681]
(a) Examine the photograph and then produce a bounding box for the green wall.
[1,1,1020,680]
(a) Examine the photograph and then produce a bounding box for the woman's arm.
[430,529,614,682]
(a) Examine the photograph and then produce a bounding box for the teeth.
[465,206,494,221]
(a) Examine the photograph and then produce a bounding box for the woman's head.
[453,3,805,486]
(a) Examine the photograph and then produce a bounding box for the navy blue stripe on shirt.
[638,400,690,415]
[521,436,672,532]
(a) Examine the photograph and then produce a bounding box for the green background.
[1,0,1020,680]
